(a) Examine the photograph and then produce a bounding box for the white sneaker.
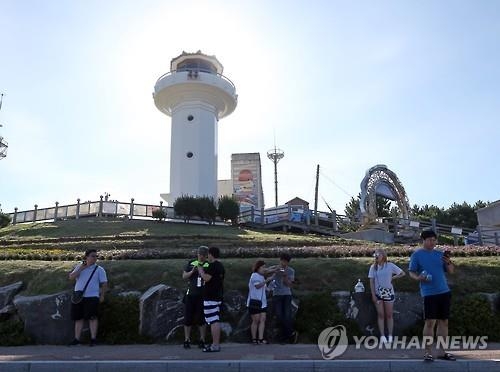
[380,336,388,344]
[387,335,393,343]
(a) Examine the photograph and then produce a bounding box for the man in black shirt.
[198,246,225,352]
[181,246,209,349]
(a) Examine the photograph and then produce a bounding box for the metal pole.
[314,164,319,226]
[274,159,278,207]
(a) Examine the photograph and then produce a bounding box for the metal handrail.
[154,69,236,90]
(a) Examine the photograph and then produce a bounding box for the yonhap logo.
[317,325,349,359]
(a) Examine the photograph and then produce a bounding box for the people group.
[68,229,455,361]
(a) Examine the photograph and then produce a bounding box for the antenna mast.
[267,145,285,208]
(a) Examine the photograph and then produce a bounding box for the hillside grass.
[1,219,499,297]
[1,257,499,297]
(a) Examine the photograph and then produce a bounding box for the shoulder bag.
[71,265,99,304]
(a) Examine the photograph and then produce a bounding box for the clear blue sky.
[1,0,499,214]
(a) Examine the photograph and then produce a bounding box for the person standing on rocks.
[197,246,225,352]
[181,245,209,349]
[68,249,108,346]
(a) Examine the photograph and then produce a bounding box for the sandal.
[258,339,268,344]
[438,352,456,361]
[252,339,258,345]
[202,345,221,352]
[423,353,434,362]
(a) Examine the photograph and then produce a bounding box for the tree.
[344,193,391,218]
[0,212,10,228]
[195,196,217,225]
[217,196,240,225]
[152,208,167,222]
[173,195,197,223]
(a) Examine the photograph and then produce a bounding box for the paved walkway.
[0,343,499,371]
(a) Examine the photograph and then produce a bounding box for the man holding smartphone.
[272,253,298,344]
[68,249,108,346]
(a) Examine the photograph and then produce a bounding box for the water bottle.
[421,270,432,282]
[354,279,365,293]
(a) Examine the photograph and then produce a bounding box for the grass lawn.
[1,257,499,297]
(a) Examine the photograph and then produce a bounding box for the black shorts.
[71,297,100,320]
[184,295,205,326]
[249,306,267,315]
[424,291,451,320]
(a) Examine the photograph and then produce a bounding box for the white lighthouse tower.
[153,51,238,205]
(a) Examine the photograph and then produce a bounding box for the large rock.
[13,291,73,344]
[139,284,184,340]
[333,291,423,336]
[0,281,23,308]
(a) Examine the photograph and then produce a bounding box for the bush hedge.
[295,292,362,343]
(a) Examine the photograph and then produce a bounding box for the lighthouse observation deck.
[153,55,237,119]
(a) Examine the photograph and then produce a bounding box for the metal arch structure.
[0,136,7,159]
[359,164,410,220]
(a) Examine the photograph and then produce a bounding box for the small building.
[285,197,310,210]
[476,200,500,227]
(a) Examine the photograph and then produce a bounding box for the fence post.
[98,195,103,217]
[250,206,255,223]
[477,225,483,246]
[76,198,81,219]
[431,218,437,232]
[260,206,265,227]
[332,211,337,231]
[130,198,134,220]
[13,207,18,224]
[54,202,59,221]
[33,204,38,222]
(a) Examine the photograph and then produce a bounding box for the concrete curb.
[1,359,499,372]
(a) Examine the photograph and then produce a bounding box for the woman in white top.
[368,248,405,344]
[247,260,275,344]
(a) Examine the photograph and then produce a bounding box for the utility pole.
[267,146,285,207]
[314,164,319,225]
[0,93,8,160]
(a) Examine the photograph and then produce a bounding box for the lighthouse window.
[186,152,194,158]
[187,115,194,121]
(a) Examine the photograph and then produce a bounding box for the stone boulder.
[333,291,423,336]
[13,291,73,344]
[139,284,184,340]
[0,281,23,309]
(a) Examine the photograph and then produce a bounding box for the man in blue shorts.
[409,230,455,362]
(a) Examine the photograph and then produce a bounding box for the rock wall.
[1,281,498,344]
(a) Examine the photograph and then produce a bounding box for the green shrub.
[0,318,32,346]
[99,295,153,344]
[173,195,197,223]
[295,292,362,343]
[152,208,167,222]
[0,213,11,228]
[195,196,217,225]
[218,196,240,225]
[449,293,500,341]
